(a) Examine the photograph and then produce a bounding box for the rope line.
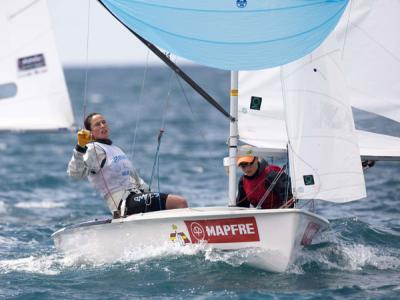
[92,143,119,216]
[174,72,214,160]
[151,60,175,187]
[256,165,286,209]
[82,0,92,124]
[149,128,165,189]
[129,50,150,161]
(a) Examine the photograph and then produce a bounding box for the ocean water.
[1,66,399,299]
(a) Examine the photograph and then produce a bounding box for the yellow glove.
[77,129,92,147]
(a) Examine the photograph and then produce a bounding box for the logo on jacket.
[112,154,128,163]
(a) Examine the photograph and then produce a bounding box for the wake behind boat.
[52,207,328,272]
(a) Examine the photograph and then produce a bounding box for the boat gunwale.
[52,207,329,237]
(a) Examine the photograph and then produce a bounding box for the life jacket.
[87,142,134,198]
[241,162,283,209]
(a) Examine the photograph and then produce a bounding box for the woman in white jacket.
[68,112,187,218]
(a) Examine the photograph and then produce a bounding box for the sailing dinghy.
[53,0,400,272]
[0,0,74,131]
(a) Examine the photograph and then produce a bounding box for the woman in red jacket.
[236,151,293,209]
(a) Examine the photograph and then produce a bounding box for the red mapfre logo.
[184,217,260,243]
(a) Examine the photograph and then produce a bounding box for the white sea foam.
[15,201,66,209]
[0,255,60,275]
[0,236,18,246]
[89,93,104,104]
[295,243,400,272]
[0,251,97,275]
[63,241,207,267]
[58,241,270,271]
[192,166,204,173]
[53,228,292,272]
[0,201,6,213]
[204,248,253,267]
[341,244,400,270]
[0,143,7,151]
[57,237,287,272]
[121,241,206,262]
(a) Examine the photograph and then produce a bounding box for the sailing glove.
[77,129,92,147]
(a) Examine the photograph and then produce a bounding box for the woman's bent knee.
[166,195,188,209]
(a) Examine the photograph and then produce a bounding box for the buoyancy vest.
[242,163,283,209]
[88,142,134,198]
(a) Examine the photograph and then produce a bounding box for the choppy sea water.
[0,66,399,299]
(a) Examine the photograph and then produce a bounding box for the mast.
[228,71,238,206]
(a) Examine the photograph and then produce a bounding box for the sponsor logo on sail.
[185,217,259,243]
[18,53,46,71]
[236,0,247,8]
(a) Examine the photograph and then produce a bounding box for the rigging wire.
[92,143,119,215]
[82,0,92,124]
[174,72,215,161]
[285,145,293,208]
[148,58,175,191]
[341,0,353,59]
[279,66,299,204]
[81,1,119,216]
[255,165,286,209]
[129,50,151,161]
[129,55,220,196]
[149,128,165,191]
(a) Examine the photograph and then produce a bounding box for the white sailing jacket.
[67,141,149,213]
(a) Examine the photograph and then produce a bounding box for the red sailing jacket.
[237,160,289,209]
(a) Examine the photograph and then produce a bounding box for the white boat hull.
[52,207,329,272]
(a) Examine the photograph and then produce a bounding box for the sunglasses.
[239,158,256,168]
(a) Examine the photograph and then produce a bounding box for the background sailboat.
[0,0,74,131]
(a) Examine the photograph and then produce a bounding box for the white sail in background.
[238,0,400,160]
[282,39,366,202]
[338,0,400,123]
[0,0,74,131]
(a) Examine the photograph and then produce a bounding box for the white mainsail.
[238,0,400,161]
[0,0,74,131]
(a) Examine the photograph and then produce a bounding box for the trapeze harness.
[240,163,284,209]
[87,142,134,212]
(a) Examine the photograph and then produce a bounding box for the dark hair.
[84,112,101,130]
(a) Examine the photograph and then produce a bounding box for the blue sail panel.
[100,0,349,70]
